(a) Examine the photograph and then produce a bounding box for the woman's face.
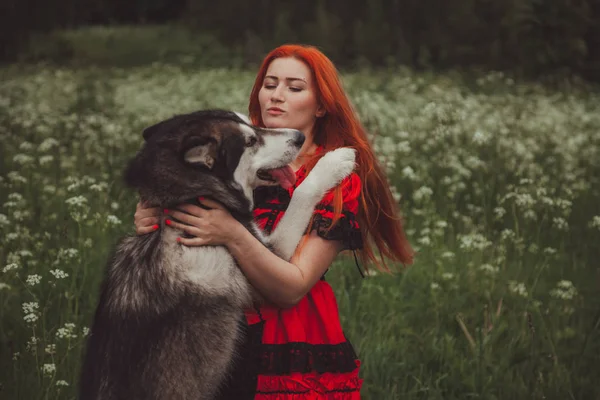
[258,57,323,137]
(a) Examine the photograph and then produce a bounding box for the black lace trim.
[253,186,363,251]
[256,341,359,375]
[306,208,363,251]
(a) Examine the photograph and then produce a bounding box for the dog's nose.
[294,131,305,147]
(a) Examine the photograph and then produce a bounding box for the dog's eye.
[246,136,258,147]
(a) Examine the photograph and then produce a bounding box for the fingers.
[172,203,208,218]
[166,209,200,227]
[176,236,208,247]
[136,223,159,236]
[165,218,200,236]
[198,197,227,211]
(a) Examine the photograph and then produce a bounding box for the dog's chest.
[160,229,250,298]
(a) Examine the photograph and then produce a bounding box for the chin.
[263,118,289,129]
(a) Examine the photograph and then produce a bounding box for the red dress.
[218,156,364,399]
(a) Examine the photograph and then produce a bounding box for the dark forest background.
[2,0,600,80]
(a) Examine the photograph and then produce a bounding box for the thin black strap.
[353,250,365,278]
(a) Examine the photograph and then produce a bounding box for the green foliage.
[1,63,599,399]
[3,0,600,81]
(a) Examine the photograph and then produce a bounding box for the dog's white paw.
[297,147,356,198]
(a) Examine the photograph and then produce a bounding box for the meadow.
[1,57,600,399]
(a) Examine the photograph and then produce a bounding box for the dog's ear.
[184,138,218,170]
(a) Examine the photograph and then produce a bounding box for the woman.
[134,44,413,398]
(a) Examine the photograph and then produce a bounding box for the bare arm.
[167,199,342,309]
[226,224,342,308]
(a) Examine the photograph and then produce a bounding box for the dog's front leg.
[268,148,356,260]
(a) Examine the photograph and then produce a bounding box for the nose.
[271,85,284,102]
[293,131,305,147]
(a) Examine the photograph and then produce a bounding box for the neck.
[290,140,318,172]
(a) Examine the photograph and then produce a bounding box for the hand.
[164,198,241,247]
[134,201,161,235]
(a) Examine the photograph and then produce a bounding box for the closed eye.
[247,136,258,147]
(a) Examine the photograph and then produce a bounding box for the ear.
[143,120,170,141]
[316,104,326,118]
[184,139,217,169]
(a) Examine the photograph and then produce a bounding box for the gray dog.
[78,110,356,399]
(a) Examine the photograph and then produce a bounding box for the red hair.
[249,44,414,272]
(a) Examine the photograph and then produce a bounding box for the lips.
[267,107,284,113]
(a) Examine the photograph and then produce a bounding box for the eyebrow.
[264,75,307,83]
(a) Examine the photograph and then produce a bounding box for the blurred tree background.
[1,0,599,78]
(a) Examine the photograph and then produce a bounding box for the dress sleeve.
[305,172,363,251]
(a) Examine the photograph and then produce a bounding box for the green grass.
[1,27,600,399]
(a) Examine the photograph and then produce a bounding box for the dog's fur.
[78,110,356,400]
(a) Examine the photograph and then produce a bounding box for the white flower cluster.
[45,343,56,355]
[459,233,492,251]
[550,280,578,300]
[38,137,60,152]
[26,274,42,286]
[65,195,88,207]
[590,216,600,230]
[508,281,528,297]
[49,269,69,279]
[479,264,499,275]
[41,363,56,376]
[22,302,40,324]
[56,322,78,340]
[3,263,19,273]
[106,215,122,226]
[56,380,69,387]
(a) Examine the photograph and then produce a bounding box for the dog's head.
[124,110,304,213]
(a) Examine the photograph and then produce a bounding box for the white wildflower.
[553,217,569,231]
[39,155,54,166]
[515,193,535,208]
[38,138,60,152]
[65,196,87,207]
[5,232,19,241]
[19,141,33,151]
[441,272,454,280]
[26,274,42,286]
[13,154,34,165]
[56,380,69,387]
[459,233,492,251]
[508,281,528,297]
[0,214,9,226]
[106,215,122,226]
[45,344,56,355]
[472,130,490,145]
[550,280,578,300]
[43,185,57,194]
[3,263,19,273]
[479,264,499,275]
[501,229,516,241]
[494,207,506,220]
[402,166,417,181]
[441,251,455,260]
[430,282,441,290]
[543,247,557,255]
[56,323,77,340]
[89,182,108,192]
[42,363,56,376]
[417,236,431,246]
[589,216,600,230]
[413,186,433,202]
[0,282,11,290]
[26,336,39,352]
[49,269,69,279]
[7,171,27,184]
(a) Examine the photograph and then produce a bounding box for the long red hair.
[249,44,413,272]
